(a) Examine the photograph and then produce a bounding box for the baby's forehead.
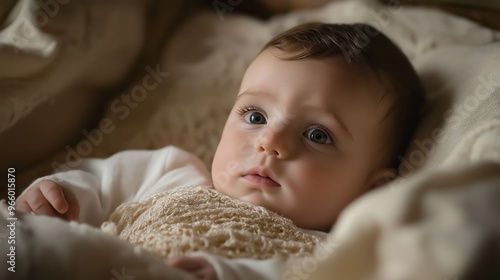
[260,49,390,86]
[243,49,396,107]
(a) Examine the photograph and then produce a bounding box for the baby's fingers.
[61,187,80,221]
[21,188,59,217]
[39,181,69,214]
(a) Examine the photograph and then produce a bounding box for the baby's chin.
[238,193,270,207]
[228,189,276,209]
[213,180,284,211]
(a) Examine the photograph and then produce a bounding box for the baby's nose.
[255,128,289,159]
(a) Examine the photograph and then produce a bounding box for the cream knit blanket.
[101,186,320,260]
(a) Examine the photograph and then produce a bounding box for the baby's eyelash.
[236,105,261,116]
[309,124,337,144]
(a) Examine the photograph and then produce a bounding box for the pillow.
[401,42,500,175]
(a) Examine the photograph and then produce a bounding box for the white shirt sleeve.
[18,146,212,226]
[190,252,288,280]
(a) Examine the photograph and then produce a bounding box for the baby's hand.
[17,179,80,221]
[165,256,217,280]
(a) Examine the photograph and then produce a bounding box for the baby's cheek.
[211,167,227,191]
[291,167,357,208]
[292,164,335,190]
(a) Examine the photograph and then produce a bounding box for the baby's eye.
[303,127,334,145]
[244,112,267,125]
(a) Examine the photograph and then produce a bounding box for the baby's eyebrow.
[236,91,277,103]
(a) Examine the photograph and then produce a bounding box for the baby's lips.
[245,166,280,185]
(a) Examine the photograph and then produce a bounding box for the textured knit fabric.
[102,186,320,260]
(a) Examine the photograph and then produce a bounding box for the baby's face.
[212,50,395,231]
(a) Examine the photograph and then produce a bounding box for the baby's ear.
[368,168,397,190]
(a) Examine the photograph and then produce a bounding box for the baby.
[17,23,424,279]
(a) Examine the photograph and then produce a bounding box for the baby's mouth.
[243,174,281,187]
[242,166,281,188]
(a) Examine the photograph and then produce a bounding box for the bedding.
[1,0,500,279]
[0,0,187,187]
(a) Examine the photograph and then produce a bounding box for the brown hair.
[263,23,425,168]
